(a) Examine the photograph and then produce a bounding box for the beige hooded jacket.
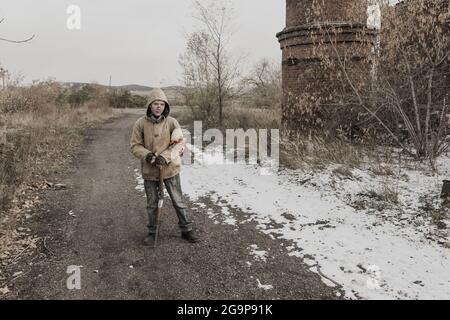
[130,88,185,181]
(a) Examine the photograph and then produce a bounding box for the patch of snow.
[133,142,450,299]
[319,276,338,288]
[256,278,273,290]
[135,170,145,193]
[303,258,316,266]
[248,244,268,262]
[179,144,450,300]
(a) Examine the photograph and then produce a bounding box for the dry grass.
[332,165,354,178]
[280,132,366,171]
[179,102,405,176]
[419,195,449,230]
[0,93,114,268]
[169,104,281,135]
[222,104,280,130]
[370,164,395,176]
[1,102,113,209]
[352,182,400,212]
[379,183,400,205]
[279,127,409,176]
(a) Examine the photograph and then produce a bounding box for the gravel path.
[6,111,341,299]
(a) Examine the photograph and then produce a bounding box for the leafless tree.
[362,0,449,166]
[296,0,449,167]
[179,0,243,126]
[242,58,282,109]
[0,18,35,43]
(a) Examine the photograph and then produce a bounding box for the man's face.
[150,100,165,117]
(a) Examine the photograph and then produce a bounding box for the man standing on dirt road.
[130,88,199,246]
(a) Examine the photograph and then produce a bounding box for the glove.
[155,155,167,166]
[145,152,156,164]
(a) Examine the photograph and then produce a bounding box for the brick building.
[276,0,377,135]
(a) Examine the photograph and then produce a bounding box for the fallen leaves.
[0,286,10,295]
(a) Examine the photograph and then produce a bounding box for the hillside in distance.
[62,82,186,105]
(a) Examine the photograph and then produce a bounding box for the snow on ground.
[134,142,450,299]
[134,169,145,192]
[256,278,274,291]
[248,244,268,262]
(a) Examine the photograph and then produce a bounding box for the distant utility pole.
[0,67,7,89]
[109,75,112,91]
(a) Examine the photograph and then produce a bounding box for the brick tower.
[277,0,377,135]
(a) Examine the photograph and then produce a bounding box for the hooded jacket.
[130,88,184,181]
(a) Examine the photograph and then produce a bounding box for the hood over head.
[145,88,170,119]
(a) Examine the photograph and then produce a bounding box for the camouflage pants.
[144,174,192,234]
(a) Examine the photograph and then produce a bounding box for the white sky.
[0,0,285,87]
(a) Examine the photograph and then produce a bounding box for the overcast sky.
[0,0,285,87]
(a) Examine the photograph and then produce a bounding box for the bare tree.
[0,18,35,43]
[0,18,34,89]
[242,58,282,109]
[180,0,243,126]
[315,0,450,167]
[179,31,216,123]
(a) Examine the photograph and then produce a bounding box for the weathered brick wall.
[277,0,376,135]
[286,0,367,27]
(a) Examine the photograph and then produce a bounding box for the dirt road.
[5,111,341,299]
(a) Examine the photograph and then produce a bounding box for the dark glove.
[145,152,156,164]
[155,155,167,166]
